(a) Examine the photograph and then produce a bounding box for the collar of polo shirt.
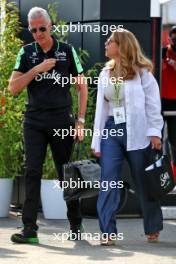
[34,36,59,54]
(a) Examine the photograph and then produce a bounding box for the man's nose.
[35,31,42,37]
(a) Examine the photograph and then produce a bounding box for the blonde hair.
[106,29,153,80]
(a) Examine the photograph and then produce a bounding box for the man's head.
[169,26,176,52]
[28,7,52,45]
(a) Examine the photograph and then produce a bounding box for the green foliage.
[0,0,102,180]
[0,93,26,178]
[43,1,104,179]
[43,146,57,179]
[48,2,68,42]
[43,1,100,179]
[0,1,25,178]
[86,62,104,78]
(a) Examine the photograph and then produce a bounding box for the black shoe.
[11,226,39,244]
[67,223,85,241]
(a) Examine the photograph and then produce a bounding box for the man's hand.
[74,121,84,141]
[172,61,176,71]
[167,59,176,71]
[150,136,162,150]
[34,59,56,74]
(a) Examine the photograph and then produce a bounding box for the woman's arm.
[141,69,164,149]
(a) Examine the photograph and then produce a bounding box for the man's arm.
[75,73,88,119]
[73,74,88,141]
[8,59,57,96]
[68,45,87,119]
[68,45,88,140]
[8,69,38,96]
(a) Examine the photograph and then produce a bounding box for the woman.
[91,29,164,246]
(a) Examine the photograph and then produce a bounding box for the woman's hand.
[92,150,101,158]
[150,136,162,150]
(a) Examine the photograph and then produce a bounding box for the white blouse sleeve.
[141,69,164,138]
[91,70,109,152]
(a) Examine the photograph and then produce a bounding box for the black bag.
[145,150,175,201]
[62,141,101,201]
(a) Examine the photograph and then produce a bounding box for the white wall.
[151,0,160,17]
[162,0,176,24]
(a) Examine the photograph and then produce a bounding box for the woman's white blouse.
[104,80,125,116]
[91,67,164,153]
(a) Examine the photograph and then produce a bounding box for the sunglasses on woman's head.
[106,38,115,45]
[28,23,50,34]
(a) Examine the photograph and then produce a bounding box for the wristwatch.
[77,117,85,124]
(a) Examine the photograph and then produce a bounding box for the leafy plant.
[0,1,26,178]
[0,0,101,180]
[48,2,68,42]
[43,1,101,179]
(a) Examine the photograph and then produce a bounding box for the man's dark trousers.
[22,122,81,230]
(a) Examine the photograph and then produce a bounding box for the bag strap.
[149,148,163,166]
[69,140,88,162]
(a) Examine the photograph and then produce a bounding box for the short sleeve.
[14,47,28,73]
[69,45,83,77]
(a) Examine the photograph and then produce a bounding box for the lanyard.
[114,82,122,106]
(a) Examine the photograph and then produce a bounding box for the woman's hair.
[106,29,153,80]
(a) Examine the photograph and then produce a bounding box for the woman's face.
[105,36,120,59]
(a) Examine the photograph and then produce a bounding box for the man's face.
[28,16,52,45]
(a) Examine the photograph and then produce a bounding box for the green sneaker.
[11,226,39,244]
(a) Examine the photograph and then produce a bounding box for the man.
[162,26,176,182]
[8,7,88,244]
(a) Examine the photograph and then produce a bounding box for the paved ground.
[0,213,176,264]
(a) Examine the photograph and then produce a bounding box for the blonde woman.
[91,29,164,245]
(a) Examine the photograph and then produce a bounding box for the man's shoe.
[67,223,85,241]
[11,226,39,244]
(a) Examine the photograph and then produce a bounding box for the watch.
[77,117,85,124]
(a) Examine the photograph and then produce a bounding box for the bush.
[43,2,98,179]
[0,1,101,180]
[0,1,25,178]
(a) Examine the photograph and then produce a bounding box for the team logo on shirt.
[29,52,40,64]
[35,69,61,82]
[55,51,67,61]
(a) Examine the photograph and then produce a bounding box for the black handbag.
[62,141,101,201]
[145,149,175,201]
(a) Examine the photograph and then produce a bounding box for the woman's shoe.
[147,232,160,243]
[100,234,116,246]
[100,238,116,246]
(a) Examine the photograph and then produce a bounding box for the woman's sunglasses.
[106,38,115,45]
[28,23,50,34]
